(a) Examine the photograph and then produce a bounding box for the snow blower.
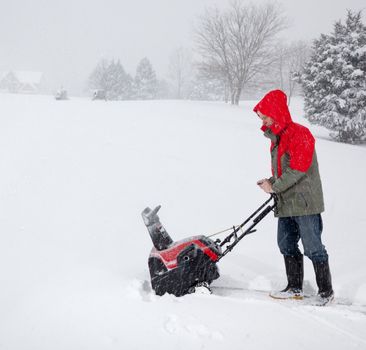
[142,194,277,297]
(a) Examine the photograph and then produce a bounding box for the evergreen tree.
[299,10,366,143]
[103,60,119,99]
[134,58,158,99]
[88,59,109,92]
[88,59,132,100]
[105,60,132,100]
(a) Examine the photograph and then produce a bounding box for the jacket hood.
[253,90,293,135]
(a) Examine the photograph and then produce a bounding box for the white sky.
[0,0,365,94]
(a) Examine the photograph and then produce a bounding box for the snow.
[324,57,334,64]
[351,69,364,77]
[0,93,365,349]
[336,98,346,108]
[355,46,366,56]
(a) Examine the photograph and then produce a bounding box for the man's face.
[257,111,274,127]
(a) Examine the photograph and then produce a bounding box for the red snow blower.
[142,194,277,297]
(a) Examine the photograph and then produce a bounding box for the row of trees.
[87,53,234,102]
[88,45,307,104]
[193,4,365,143]
[88,57,158,100]
[87,2,306,103]
[86,2,365,143]
[88,2,308,103]
[174,6,366,143]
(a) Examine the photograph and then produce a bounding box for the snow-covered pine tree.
[88,59,133,100]
[88,59,109,92]
[134,58,158,100]
[104,60,119,100]
[299,10,366,143]
[105,60,133,100]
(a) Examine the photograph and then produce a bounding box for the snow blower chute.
[142,194,277,297]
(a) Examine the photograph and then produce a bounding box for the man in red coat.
[254,90,334,305]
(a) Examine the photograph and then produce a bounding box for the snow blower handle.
[253,194,277,223]
[218,194,277,261]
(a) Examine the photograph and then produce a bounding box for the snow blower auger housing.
[142,194,277,297]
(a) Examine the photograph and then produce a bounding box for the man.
[254,89,334,304]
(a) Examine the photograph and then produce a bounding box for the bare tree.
[195,1,286,105]
[286,41,311,104]
[168,47,193,99]
[273,41,311,105]
[244,40,311,103]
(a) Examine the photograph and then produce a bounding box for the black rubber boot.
[270,254,304,299]
[313,259,334,300]
[283,254,304,293]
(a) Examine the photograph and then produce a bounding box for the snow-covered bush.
[299,11,366,144]
[55,88,68,100]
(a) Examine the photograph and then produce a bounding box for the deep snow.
[0,93,365,350]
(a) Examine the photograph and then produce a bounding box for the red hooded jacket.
[253,90,315,177]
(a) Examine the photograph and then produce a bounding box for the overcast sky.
[0,0,365,94]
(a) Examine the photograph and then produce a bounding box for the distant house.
[0,71,44,94]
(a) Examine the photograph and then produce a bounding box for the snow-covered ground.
[1,93,365,350]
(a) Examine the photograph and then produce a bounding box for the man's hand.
[257,179,274,194]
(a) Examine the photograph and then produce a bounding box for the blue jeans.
[277,214,328,263]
